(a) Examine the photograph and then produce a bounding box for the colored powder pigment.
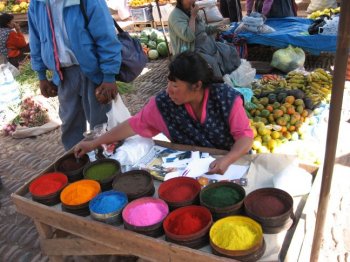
[114,173,151,195]
[202,186,242,208]
[90,191,127,214]
[60,158,85,171]
[126,202,168,227]
[252,195,287,217]
[168,212,205,235]
[210,217,262,251]
[163,184,196,202]
[85,163,119,181]
[30,173,67,196]
[61,181,100,206]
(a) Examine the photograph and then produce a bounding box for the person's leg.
[58,66,87,150]
[80,72,111,134]
[227,0,242,22]
[220,0,230,19]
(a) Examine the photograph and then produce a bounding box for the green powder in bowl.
[85,162,119,181]
[201,186,242,208]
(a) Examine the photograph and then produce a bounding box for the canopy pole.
[310,0,350,261]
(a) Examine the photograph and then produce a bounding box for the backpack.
[80,1,148,83]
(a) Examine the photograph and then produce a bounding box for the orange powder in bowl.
[61,180,101,206]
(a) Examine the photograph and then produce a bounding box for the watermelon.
[147,40,157,50]
[139,37,149,45]
[157,42,168,57]
[150,31,158,41]
[148,50,159,60]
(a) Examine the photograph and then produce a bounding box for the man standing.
[28,0,121,150]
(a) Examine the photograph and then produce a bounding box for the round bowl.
[200,181,246,221]
[122,197,169,237]
[210,216,265,261]
[244,187,294,233]
[54,152,90,182]
[83,159,121,191]
[60,180,101,216]
[158,177,201,210]
[29,172,68,206]
[89,190,128,225]
[163,205,212,248]
[112,170,155,201]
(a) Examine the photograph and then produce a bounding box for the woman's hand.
[190,3,199,18]
[74,140,96,158]
[207,156,232,175]
[13,22,21,32]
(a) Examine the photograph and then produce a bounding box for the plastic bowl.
[122,197,169,237]
[158,177,201,210]
[112,170,155,201]
[29,172,68,205]
[54,152,90,182]
[200,181,246,221]
[163,205,212,248]
[210,216,265,261]
[244,187,294,233]
[84,159,121,191]
[89,190,128,225]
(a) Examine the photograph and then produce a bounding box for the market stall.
[11,140,319,262]
[224,17,337,55]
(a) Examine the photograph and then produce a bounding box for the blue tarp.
[223,17,337,55]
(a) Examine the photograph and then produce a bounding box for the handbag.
[80,1,148,83]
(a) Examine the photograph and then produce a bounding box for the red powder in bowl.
[158,177,201,203]
[29,172,68,197]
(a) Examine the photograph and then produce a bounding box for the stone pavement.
[1,66,350,262]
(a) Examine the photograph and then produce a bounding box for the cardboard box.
[130,6,153,22]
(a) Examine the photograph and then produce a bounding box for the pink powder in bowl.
[122,197,169,227]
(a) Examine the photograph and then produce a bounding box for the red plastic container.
[29,172,68,206]
[158,177,201,210]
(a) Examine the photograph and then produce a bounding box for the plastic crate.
[130,6,153,22]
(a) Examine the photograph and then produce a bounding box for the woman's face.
[166,78,199,105]
[7,20,15,29]
[181,0,196,11]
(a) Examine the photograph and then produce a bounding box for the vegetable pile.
[2,97,49,136]
[136,28,169,59]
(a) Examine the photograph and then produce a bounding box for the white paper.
[202,164,250,180]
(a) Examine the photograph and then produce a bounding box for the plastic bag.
[235,13,275,34]
[197,0,223,23]
[106,93,131,130]
[111,135,155,166]
[273,164,313,197]
[228,59,256,87]
[271,45,305,73]
[0,63,20,112]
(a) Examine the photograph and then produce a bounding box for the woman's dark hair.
[168,51,218,88]
[176,0,190,17]
[0,13,14,28]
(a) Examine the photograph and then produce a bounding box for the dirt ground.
[1,61,350,262]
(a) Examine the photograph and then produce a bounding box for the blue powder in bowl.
[90,190,128,214]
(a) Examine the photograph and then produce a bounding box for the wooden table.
[12,13,28,23]
[11,144,320,262]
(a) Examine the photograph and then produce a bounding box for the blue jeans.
[57,66,111,150]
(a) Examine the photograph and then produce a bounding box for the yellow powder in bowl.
[210,216,263,251]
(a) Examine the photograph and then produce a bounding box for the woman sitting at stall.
[246,0,297,18]
[168,0,241,78]
[0,13,29,67]
[75,51,253,174]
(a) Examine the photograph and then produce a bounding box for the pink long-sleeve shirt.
[246,0,274,16]
[128,88,253,142]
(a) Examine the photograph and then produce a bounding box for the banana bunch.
[286,71,307,91]
[252,76,287,96]
[305,68,332,105]
[308,7,340,20]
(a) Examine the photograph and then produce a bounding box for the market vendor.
[75,51,253,174]
[246,0,297,18]
[168,0,241,77]
[0,13,29,67]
